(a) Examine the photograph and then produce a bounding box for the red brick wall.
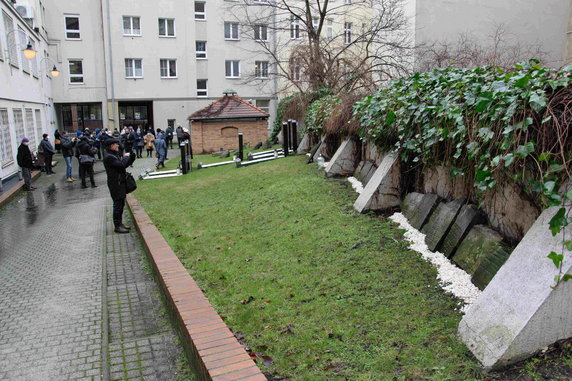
[191,120,268,154]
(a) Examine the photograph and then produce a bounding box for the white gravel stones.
[347,176,364,194]
[389,212,481,313]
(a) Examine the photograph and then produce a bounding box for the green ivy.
[270,93,299,142]
[353,60,572,284]
[303,95,340,135]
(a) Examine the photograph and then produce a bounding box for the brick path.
[0,152,190,380]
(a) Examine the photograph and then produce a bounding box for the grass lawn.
[134,152,571,380]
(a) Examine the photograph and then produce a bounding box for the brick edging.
[126,194,267,381]
[0,171,41,209]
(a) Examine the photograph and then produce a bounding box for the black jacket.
[77,136,95,157]
[103,149,136,201]
[17,144,33,168]
[60,137,75,157]
[40,139,56,155]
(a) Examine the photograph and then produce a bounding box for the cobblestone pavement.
[0,151,190,380]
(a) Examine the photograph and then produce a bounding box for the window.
[344,22,352,44]
[34,110,42,147]
[290,59,301,81]
[13,109,25,144]
[290,17,300,39]
[312,17,319,31]
[345,0,352,3]
[224,22,239,40]
[256,100,269,114]
[125,59,143,78]
[225,60,240,78]
[254,24,267,41]
[197,79,207,97]
[0,109,13,165]
[25,109,35,149]
[3,12,17,68]
[255,61,269,78]
[18,27,30,74]
[65,15,80,39]
[160,59,177,78]
[158,18,175,37]
[196,41,207,59]
[30,41,38,77]
[195,2,206,20]
[326,19,333,39]
[68,59,84,83]
[123,16,141,36]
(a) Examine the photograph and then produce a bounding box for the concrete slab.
[441,204,485,258]
[325,138,359,177]
[311,135,328,162]
[360,161,375,184]
[421,198,465,252]
[353,152,401,213]
[401,192,440,230]
[459,205,572,370]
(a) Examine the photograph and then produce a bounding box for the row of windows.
[1,10,41,77]
[0,108,43,165]
[64,14,353,44]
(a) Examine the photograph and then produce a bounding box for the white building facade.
[0,0,56,184]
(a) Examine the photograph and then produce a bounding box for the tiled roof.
[188,94,269,121]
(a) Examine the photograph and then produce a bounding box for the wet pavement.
[0,151,188,380]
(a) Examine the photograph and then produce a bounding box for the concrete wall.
[414,0,570,68]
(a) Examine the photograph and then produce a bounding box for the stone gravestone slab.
[421,198,465,252]
[354,152,401,213]
[306,139,322,164]
[297,133,311,154]
[452,225,510,290]
[459,205,572,370]
[401,192,440,230]
[326,138,360,178]
[361,161,375,185]
[440,204,485,258]
[312,136,328,162]
[354,161,365,179]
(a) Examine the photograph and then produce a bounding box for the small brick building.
[188,91,269,154]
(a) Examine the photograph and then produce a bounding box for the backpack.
[37,142,44,154]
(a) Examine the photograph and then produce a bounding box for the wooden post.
[282,122,289,157]
[238,132,244,161]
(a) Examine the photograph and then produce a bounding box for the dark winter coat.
[77,136,95,157]
[17,144,33,168]
[103,149,136,201]
[40,139,56,155]
[60,136,75,157]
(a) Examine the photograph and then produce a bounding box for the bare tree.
[225,0,413,97]
[416,24,547,71]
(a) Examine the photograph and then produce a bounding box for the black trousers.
[112,198,125,228]
[44,154,53,173]
[79,163,95,186]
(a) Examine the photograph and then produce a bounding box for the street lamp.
[39,57,60,78]
[23,42,36,60]
[4,29,37,75]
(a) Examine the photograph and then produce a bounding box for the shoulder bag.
[125,172,137,194]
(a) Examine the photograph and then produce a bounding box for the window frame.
[158,18,175,37]
[68,59,84,84]
[344,22,352,44]
[123,16,141,36]
[125,58,143,78]
[0,108,13,166]
[194,2,206,20]
[224,22,240,40]
[225,60,240,78]
[195,41,207,59]
[290,17,300,39]
[254,24,268,41]
[255,61,269,79]
[160,58,177,78]
[64,14,81,40]
[197,79,208,97]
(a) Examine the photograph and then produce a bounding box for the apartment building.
[0,0,56,184]
[44,0,277,133]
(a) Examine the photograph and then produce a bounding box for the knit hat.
[77,131,83,136]
[21,137,29,143]
[104,138,120,147]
